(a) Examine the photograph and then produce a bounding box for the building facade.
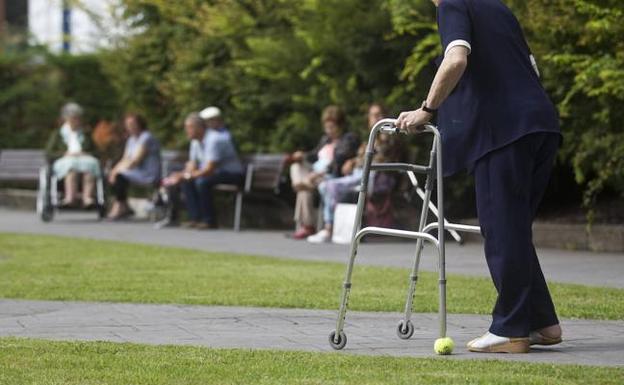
[0,0,123,53]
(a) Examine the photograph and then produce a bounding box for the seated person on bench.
[46,102,101,208]
[307,103,403,243]
[163,109,243,229]
[107,113,161,220]
[286,105,360,239]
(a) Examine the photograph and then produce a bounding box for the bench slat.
[215,184,240,192]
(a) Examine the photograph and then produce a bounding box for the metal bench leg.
[234,191,243,231]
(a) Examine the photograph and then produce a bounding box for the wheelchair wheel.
[40,206,54,222]
[97,204,107,220]
[37,166,54,222]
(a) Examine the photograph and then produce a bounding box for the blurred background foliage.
[1,0,623,218]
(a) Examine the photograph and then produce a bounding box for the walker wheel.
[328,331,347,350]
[396,320,414,340]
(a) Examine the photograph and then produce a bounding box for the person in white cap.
[179,108,244,229]
[199,106,230,137]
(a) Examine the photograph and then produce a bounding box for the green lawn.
[1,338,622,385]
[0,233,622,320]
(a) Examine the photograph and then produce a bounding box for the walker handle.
[378,119,405,135]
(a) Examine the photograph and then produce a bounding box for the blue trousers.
[474,132,560,337]
[181,170,243,225]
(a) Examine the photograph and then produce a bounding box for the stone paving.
[1,299,623,367]
[1,209,623,288]
[1,209,623,368]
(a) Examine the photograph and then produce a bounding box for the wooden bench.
[0,149,47,186]
[160,151,286,231]
[161,150,187,177]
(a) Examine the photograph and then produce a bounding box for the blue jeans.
[181,170,243,225]
[318,169,363,225]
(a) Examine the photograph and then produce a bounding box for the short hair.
[124,113,148,131]
[185,112,205,129]
[321,105,346,127]
[61,102,83,119]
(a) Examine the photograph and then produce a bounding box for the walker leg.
[397,147,436,340]
[439,243,447,338]
[329,239,360,350]
[330,146,376,350]
[434,136,447,339]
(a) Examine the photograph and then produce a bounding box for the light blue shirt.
[192,129,243,174]
[188,136,204,167]
[121,130,161,185]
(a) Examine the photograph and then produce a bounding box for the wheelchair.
[36,164,107,222]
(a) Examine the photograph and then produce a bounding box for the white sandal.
[467,332,530,353]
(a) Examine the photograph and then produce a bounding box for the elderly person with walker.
[396,0,562,353]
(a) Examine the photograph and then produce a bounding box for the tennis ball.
[434,337,455,355]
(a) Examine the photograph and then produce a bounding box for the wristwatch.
[421,100,438,115]
[183,172,192,180]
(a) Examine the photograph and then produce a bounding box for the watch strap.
[422,104,437,114]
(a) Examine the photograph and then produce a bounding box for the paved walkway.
[0,209,623,288]
[1,299,623,367]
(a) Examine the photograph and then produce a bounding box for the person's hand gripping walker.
[396,101,436,134]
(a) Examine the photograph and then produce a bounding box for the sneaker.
[291,226,315,240]
[307,229,331,243]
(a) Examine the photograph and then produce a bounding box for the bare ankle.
[538,324,562,338]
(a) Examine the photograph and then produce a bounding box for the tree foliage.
[388,0,624,209]
[101,0,418,151]
[518,0,624,210]
[2,0,624,212]
[0,36,119,148]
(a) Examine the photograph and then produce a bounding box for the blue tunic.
[436,0,561,176]
[120,131,161,185]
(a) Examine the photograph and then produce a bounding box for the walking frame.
[328,118,481,350]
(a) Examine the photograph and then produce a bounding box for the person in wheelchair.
[45,102,101,209]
